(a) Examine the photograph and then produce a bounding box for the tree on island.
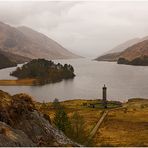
[10,59,75,84]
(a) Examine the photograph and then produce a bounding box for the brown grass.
[36,99,103,134]
[36,99,148,147]
[0,79,37,86]
[93,99,148,147]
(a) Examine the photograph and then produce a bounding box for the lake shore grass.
[0,79,37,86]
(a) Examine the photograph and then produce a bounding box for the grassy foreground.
[36,99,103,134]
[36,98,148,147]
[93,98,148,147]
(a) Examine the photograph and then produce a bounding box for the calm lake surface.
[0,58,148,102]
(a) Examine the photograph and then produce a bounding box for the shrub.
[53,108,71,133]
[52,98,60,109]
[11,94,35,115]
[69,112,87,144]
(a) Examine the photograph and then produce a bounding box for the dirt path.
[88,110,108,140]
[88,107,125,141]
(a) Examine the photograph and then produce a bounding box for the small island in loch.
[0,59,75,86]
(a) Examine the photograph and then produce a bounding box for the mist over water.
[0,58,148,102]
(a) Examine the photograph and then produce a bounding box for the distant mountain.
[95,37,148,62]
[0,49,30,69]
[118,40,148,66]
[95,52,121,62]
[107,38,141,54]
[17,26,80,59]
[0,49,30,63]
[0,21,80,61]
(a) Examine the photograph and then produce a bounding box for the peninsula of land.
[0,59,75,86]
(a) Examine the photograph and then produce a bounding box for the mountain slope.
[95,52,121,62]
[95,37,148,62]
[0,53,17,69]
[0,48,30,69]
[17,26,80,59]
[107,38,141,54]
[0,21,80,60]
[118,40,148,65]
[0,49,30,63]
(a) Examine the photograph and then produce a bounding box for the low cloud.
[0,1,148,57]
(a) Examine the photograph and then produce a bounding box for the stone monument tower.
[102,84,107,108]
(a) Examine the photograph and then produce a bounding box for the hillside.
[0,21,80,60]
[0,49,30,69]
[95,52,121,62]
[0,90,78,147]
[108,38,141,54]
[118,40,148,65]
[95,37,148,62]
[17,26,80,59]
[0,49,30,64]
[0,53,17,69]
[0,89,147,146]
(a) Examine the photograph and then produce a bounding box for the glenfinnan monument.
[102,84,107,108]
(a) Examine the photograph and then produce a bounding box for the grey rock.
[0,121,35,147]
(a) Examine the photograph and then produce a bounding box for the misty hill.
[118,40,148,66]
[0,21,80,61]
[95,37,148,62]
[95,52,121,62]
[17,26,80,59]
[0,53,17,69]
[0,49,31,69]
[0,49,30,69]
[0,49,30,63]
[107,38,141,54]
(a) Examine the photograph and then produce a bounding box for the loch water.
[0,58,148,102]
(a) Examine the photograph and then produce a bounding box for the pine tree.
[70,112,86,144]
[53,108,71,133]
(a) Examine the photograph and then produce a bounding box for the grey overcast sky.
[0,1,148,57]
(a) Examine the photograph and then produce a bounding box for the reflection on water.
[0,58,148,102]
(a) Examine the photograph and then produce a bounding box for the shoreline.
[0,77,74,86]
[0,79,37,86]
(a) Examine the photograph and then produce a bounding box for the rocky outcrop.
[12,110,76,146]
[0,121,35,147]
[0,90,79,147]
